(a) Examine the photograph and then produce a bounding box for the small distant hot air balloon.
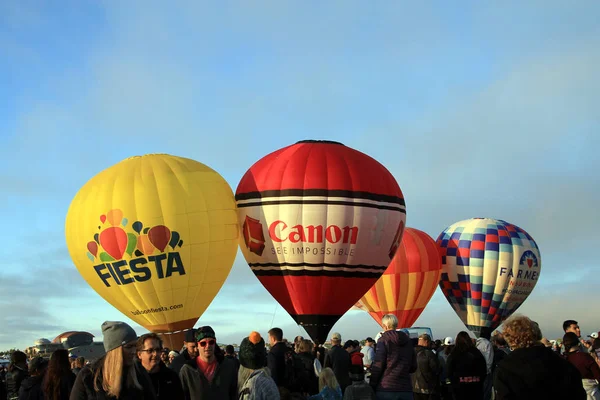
[235,140,406,344]
[356,227,442,328]
[437,218,541,338]
[65,154,239,348]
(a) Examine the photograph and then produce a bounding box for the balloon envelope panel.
[65,154,239,333]
[437,218,541,337]
[236,140,406,343]
[357,228,442,328]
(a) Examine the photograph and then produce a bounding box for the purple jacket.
[370,330,417,392]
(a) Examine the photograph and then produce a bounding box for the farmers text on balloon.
[499,267,538,280]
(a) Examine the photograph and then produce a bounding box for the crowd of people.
[1,315,599,400]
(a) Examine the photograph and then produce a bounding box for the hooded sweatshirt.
[350,351,364,368]
[494,345,586,400]
[369,330,417,393]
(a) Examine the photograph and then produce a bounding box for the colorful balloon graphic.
[437,218,541,338]
[236,140,406,344]
[65,154,239,348]
[99,226,128,260]
[356,227,442,328]
[87,241,98,257]
[148,225,170,252]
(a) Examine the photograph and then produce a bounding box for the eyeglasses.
[139,347,163,355]
[199,339,215,347]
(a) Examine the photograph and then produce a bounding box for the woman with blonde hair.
[308,367,342,399]
[493,314,585,400]
[69,321,156,400]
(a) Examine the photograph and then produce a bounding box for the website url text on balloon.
[131,304,184,316]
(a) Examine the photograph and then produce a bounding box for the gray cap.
[101,321,137,352]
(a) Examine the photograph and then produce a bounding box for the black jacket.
[169,351,194,376]
[297,352,319,395]
[267,342,288,387]
[446,347,487,400]
[412,346,440,394]
[136,361,183,400]
[224,356,240,374]
[1,376,6,400]
[17,376,44,400]
[494,345,586,400]
[6,366,28,399]
[178,356,237,400]
[69,358,157,400]
[324,345,351,391]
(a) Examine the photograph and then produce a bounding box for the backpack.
[283,350,308,393]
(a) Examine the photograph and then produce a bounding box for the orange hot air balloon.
[356,227,442,328]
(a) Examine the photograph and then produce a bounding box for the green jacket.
[179,356,237,400]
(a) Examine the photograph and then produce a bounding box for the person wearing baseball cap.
[70,321,157,400]
[179,326,238,399]
[159,347,170,366]
[412,333,441,398]
[438,336,455,399]
[169,328,199,375]
[324,332,351,393]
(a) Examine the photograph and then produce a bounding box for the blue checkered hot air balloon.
[437,218,541,338]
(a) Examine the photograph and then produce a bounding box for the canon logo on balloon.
[268,220,358,244]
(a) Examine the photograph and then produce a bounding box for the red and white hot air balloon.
[235,140,406,344]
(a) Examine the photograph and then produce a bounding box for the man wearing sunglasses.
[179,326,238,400]
[136,333,184,400]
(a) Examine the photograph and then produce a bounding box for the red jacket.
[566,351,600,380]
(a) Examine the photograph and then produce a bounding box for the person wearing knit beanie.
[239,331,267,370]
[101,321,138,368]
[168,350,179,364]
[69,322,157,400]
[101,321,138,353]
[237,332,280,400]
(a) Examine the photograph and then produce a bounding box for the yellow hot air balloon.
[65,154,238,348]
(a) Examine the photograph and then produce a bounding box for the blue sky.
[1,0,599,349]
